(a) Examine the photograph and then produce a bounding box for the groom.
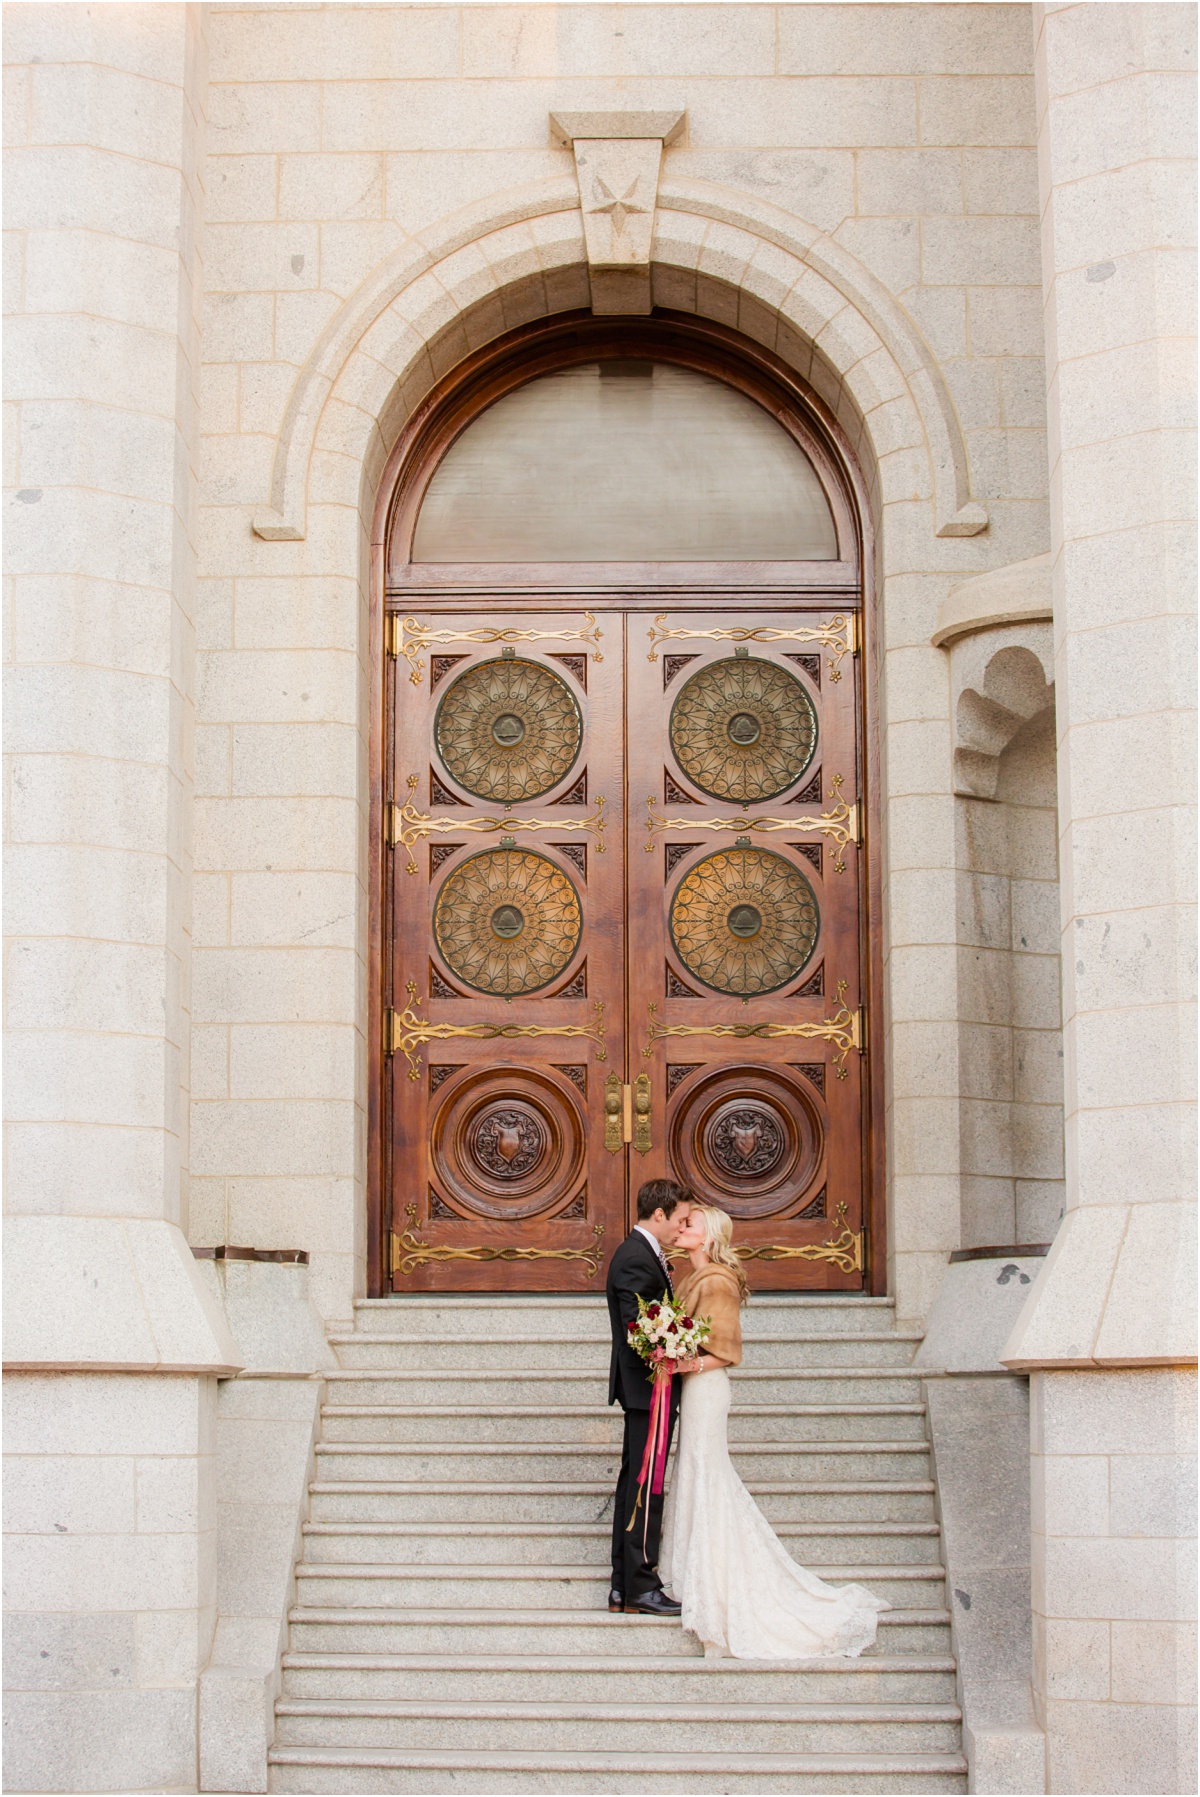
[604,1178,692,1615]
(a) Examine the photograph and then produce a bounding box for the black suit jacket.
[606,1229,674,1411]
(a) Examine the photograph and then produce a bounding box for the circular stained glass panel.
[434,848,583,996]
[435,658,582,803]
[669,656,817,803]
[669,847,819,995]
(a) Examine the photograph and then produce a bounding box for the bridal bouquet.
[625,1293,710,1536]
[626,1292,710,1372]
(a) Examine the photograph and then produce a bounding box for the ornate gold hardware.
[391,1204,606,1278]
[388,984,607,1079]
[633,1072,653,1156]
[646,773,858,872]
[641,980,863,1073]
[391,776,606,873]
[604,1072,623,1154]
[670,656,817,804]
[734,1202,863,1275]
[670,846,819,997]
[647,613,858,676]
[394,615,603,686]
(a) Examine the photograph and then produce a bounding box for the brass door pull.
[604,1073,623,1153]
[633,1073,652,1155]
[604,1074,652,1154]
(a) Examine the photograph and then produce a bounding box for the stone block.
[226,1177,357,1256]
[3,1453,135,1537]
[199,1660,273,1794]
[2,1609,136,1691]
[194,795,358,875]
[213,1260,335,1375]
[919,75,1037,147]
[1109,1454,1198,1541]
[1110,1620,1198,1706]
[226,871,360,950]
[191,1098,356,1181]
[191,947,356,1028]
[916,1258,1048,1373]
[560,5,774,77]
[2,1686,197,1795]
[1044,1694,1197,1797]
[3,1221,240,1375]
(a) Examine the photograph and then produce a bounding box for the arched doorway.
[368,314,882,1295]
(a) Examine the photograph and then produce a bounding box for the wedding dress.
[660,1365,890,1658]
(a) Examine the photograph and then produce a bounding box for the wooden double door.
[382,603,869,1291]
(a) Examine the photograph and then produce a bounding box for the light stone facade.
[3,4,1194,1793]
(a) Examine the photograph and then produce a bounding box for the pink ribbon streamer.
[626,1362,674,1543]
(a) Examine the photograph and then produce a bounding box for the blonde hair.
[691,1203,749,1304]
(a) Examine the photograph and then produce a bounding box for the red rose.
[681,1317,693,1328]
[646,1303,661,1318]
[667,1321,678,1333]
[627,1320,636,1333]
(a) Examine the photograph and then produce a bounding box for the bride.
[661,1201,890,1659]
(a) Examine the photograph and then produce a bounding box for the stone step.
[321,1368,924,1406]
[285,1607,953,1658]
[279,1651,960,1706]
[352,1295,901,1338]
[318,1402,929,1445]
[328,1333,922,1371]
[300,1519,942,1567]
[268,1742,968,1794]
[312,1440,932,1484]
[307,1479,938,1526]
[272,1696,962,1754]
[292,1562,944,1612]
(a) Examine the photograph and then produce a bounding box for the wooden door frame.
[367,311,885,1298]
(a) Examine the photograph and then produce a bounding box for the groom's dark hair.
[636,1178,690,1221]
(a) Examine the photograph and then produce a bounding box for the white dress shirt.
[633,1223,672,1287]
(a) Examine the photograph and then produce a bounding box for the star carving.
[587,173,649,236]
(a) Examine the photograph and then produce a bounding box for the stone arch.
[251,175,987,548]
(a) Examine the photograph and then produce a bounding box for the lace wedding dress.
[660,1367,890,1658]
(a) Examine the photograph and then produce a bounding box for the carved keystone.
[551,110,685,316]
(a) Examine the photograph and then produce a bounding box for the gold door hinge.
[853,1007,866,1053]
[385,802,401,848]
[385,614,401,659]
[384,1007,399,1056]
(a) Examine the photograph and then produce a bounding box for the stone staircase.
[268,1293,967,1794]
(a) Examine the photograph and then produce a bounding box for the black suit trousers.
[610,1400,678,1600]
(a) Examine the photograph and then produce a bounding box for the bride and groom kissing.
[605,1177,889,1660]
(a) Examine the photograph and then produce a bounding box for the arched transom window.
[412,360,839,564]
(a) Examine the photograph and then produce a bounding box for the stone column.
[1004,8,1197,1790]
[3,6,240,1790]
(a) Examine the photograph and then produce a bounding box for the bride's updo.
[693,1203,749,1304]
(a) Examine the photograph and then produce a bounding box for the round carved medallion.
[669,656,817,802]
[669,1065,824,1217]
[669,847,819,995]
[430,1065,586,1220]
[435,658,582,803]
[433,848,583,996]
[468,1104,546,1179]
[707,1103,786,1179]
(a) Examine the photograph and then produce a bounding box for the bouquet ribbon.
[626,1362,673,1542]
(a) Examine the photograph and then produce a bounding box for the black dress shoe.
[607,1587,624,1612]
[626,1589,682,1616]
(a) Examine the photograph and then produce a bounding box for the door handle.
[604,1073,652,1154]
[633,1073,652,1155]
